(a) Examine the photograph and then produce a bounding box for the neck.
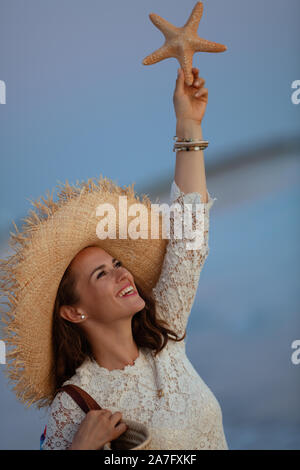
[83,319,139,371]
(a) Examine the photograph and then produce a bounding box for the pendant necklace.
[144,350,164,399]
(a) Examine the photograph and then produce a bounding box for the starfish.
[142,1,227,86]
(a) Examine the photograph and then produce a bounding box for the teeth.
[119,286,134,297]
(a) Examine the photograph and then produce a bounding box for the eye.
[96,261,122,279]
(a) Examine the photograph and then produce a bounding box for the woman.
[1,68,228,450]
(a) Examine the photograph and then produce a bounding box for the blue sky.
[0,0,299,234]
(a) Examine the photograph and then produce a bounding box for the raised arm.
[152,68,215,338]
[173,66,209,200]
[152,180,216,338]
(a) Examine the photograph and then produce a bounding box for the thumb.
[175,68,184,93]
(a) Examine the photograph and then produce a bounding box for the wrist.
[176,119,203,139]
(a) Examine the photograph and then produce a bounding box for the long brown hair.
[51,254,186,399]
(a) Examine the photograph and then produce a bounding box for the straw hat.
[0,175,168,408]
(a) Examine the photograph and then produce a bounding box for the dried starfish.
[142,1,227,86]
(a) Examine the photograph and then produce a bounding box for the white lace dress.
[42,180,228,450]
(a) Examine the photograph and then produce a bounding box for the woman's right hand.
[173,67,208,125]
[68,409,128,450]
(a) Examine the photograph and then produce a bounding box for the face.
[66,246,146,324]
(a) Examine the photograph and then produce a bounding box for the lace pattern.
[152,180,217,338]
[42,181,228,450]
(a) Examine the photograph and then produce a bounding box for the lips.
[119,290,137,298]
[116,282,135,298]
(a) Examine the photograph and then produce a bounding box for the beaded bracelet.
[173,136,209,143]
[173,135,209,152]
[174,142,208,148]
[173,145,207,152]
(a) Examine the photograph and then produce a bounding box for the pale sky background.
[0,0,299,235]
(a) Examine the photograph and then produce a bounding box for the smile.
[117,285,137,298]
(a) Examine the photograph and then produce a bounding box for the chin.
[135,296,146,311]
[137,296,146,308]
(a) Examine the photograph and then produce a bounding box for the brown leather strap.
[57,384,102,414]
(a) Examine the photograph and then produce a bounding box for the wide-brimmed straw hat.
[0,174,168,408]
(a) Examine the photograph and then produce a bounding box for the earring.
[81,314,85,320]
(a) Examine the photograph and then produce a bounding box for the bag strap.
[57,384,102,414]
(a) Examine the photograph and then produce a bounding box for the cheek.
[91,280,117,310]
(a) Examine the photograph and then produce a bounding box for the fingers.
[181,67,204,87]
[109,411,123,424]
[175,67,205,93]
[107,410,128,432]
[109,411,128,439]
[192,68,201,83]
[96,409,128,432]
[195,87,208,99]
[176,67,199,87]
[191,68,205,88]
[88,409,120,422]
[194,77,205,88]
[114,421,128,437]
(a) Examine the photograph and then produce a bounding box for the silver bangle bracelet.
[174,141,209,146]
[173,136,209,144]
[174,141,208,148]
[173,145,207,152]
[173,135,209,153]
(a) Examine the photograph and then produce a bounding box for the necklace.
[94,349,164,399]
[144,350,164,399]
[122,349,164,399]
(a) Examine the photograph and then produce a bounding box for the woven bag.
[57,384,152,450]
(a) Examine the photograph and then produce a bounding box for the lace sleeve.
[152,180,217,338]
[42,390,85,450]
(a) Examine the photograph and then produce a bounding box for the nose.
[116,270,135,292]
[115,266,131,284]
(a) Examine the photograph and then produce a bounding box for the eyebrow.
[89,258,117,279]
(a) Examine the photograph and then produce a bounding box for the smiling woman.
[1,67,228,450]
[52,244,185,393]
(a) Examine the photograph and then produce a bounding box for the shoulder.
[63,357,95,388]
[158,336,186,361]
[49,387,80,415]
[50,358,95,409]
